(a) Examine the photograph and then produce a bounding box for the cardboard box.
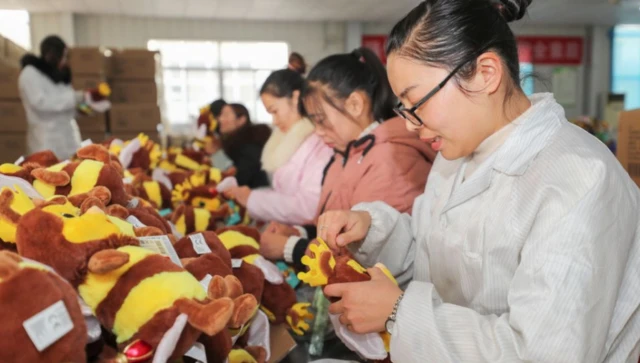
[110,80,158,104]
[617,109,640,188]
[76,113,107,133]
[268,324,297,363]
[69,47,107,76]
[109,103,161,132]
[0,102,27,132]
[0,133,26,163]
[4,38,26,64]
[72,75,104,91]
[80,131,107,144]
[109,50,160,80]
[0,64,20,100]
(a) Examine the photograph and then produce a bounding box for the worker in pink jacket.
[259,47,436,270]
[225,69,333,225]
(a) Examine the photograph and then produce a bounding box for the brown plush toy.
[170,204,230,236]
[216,226,313,335]
[30,145,130,207]
[0,251,87,363]
[18,150,60,168]
[131,174,172,210]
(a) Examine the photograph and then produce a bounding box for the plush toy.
[170,204,230,236]
[172,177,222,211]
[29,145,129,207]
[17,150,60,168]
[115,134,163,173]
[216,226,313,335]
[80,245,235,362]
[298,238,396,362]
[0,163,39,184]
[0,251,87,363]
[0,185,37,250]
[131,174,172,210]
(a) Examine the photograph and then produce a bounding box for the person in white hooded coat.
[18,35,99,160]
[316,1,640,363]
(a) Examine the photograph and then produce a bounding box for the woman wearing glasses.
[259,47,436,270]
[318,1,640,362]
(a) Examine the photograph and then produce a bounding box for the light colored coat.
[247,119,333,225]
[19,65,82,160]
[352,94,640,363]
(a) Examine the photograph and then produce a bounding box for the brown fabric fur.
[174,232,231,266]
[128,206,171,234]
[31,168,70,186]
[21,150,60,168]
[260,280,297,324]
[106,204,129,220]
[0,254,87,363]
[15,208,139,287]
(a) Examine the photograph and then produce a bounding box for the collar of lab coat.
[442,93,564,213]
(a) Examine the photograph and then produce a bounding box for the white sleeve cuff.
[293,225,308,239]
[284,236,302,263]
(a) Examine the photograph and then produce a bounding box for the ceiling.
[0,0,638,24]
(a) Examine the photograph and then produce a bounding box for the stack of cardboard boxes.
[0,36,27,163]
[69,47,109,142]
[108,49,163,144]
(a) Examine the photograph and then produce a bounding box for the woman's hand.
[224,186,251,207]
[265,221,300,237]
[259,232,289,260]
[325,265,402,334]
[317,210,372,250]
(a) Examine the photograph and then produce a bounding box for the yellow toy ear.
[297,238,336,287]
[0,186,36,243]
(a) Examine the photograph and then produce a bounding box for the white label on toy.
[199,274,213,292]
[138,235,182,267]
[127,198,139,208]
[123,177,133,184]
[185,342,207,363]
[23,300,74,352]
[81,139,93,147]
[14,156,24,165]
[232,259,243,268]
[126,215,145,228]
[189,233,211,255]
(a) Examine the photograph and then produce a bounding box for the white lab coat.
[351,93,640,363]
[18,65,82,160]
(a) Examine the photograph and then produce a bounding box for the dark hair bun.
[495,0,532,22]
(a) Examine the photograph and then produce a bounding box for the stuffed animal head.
[30,145,129,207]
[80,246,235,361]
[14,196,140,286]
[0,251,87,363]
[131,174,172,210]
[0,186,36,248]
[172,179,221,212]
[171,204,229,236]
[19,150,60,168]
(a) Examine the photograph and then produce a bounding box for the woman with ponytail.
[316,1,640,362]
[260,47,436,271]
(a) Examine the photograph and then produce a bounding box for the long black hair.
[299,47,396,123]
[387,0,532,96]
[260,69,304,99]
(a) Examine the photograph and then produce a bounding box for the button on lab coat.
[352,94,640,362]
[19,65,82,160]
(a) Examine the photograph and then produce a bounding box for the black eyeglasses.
[394,49,488,126]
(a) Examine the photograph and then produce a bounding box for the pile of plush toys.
[0,122,313,362]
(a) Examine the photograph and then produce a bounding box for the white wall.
[30,12,75,51]
[71,14,345,67]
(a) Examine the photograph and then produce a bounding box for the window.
[612,25,640,110]
[0,10,31,50]
[148,40,288,125]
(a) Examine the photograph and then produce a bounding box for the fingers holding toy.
[317,210,372,250]
[324,266,402,334]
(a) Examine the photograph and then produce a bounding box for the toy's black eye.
[199,201,206,207]
[62,213,75,218]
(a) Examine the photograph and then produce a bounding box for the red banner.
[517,36,584,65]
[362,35,388,65]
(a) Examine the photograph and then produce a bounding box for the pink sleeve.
[247,143,333,225]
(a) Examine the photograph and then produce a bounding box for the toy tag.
[199,274,213,291]
[184,342,207,363]
[122,177,133,184]
[14,156,24,165]
[189,233,212,255]
[232,259,243,268]
[159,208,173,217]
[138,235,182,266]
[81,139,93,147]
[127,198,139,209]
[126,215,145,228]
[23,300,74,352]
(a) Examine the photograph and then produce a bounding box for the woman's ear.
[471,51,504,95]
[291,90,301,108]
[345,91,366,119]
